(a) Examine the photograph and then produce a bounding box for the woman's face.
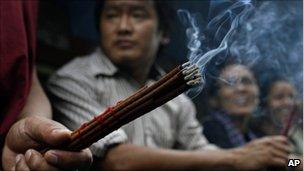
[216,64,259,116]
[267,81,296,122]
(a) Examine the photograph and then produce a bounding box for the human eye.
[103,8,119,19]
[274,94,284,100]
[131,8,149,20]
[225,77,237,87]
[241,77,255,85]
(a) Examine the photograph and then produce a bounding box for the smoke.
[229,1,303,96]
[179,0,303,98]
[178,0,254,97]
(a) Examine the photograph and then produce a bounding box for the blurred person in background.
[202,60,259,148]
[255,75,302,155]
[0,1,92,170]
[48,0,291,170]
[251,75,303,170]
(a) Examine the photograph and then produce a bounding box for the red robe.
[0,0,37,146]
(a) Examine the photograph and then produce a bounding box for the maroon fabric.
[0,1,37,145]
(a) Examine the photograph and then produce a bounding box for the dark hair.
[94,0,174,58]
[258,73,290,108]
[94,0,173,37]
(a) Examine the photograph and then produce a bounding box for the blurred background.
[36,0,303,123]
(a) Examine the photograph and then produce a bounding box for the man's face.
[100,0,162,67]
[216,64,259,116]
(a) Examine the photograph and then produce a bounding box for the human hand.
[230,136,290,171]
[2,116,93,170]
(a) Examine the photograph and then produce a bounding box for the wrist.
[225,148,242,170]
[194,149,237,171]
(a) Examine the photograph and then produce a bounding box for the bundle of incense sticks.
[48,62,201,151]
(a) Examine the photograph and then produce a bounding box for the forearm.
[18,67,52,120]
[95,144,235,171]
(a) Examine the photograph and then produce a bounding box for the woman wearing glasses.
[202,59,260,148]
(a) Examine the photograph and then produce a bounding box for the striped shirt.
[48,48,217,157]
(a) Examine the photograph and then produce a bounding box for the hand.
[2,116,93,170]
[230,136,291,171]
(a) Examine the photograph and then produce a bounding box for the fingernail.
[15,154,22,164]
[25,149,33,161]
[46,151,58,164]
[52,129,70,135]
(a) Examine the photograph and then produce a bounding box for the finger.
[25,116,72,146]
[7,116,72,152]
[2,144,18,170]
[24,117,72,150]
[15,154,30,171]
[44,148,93,170]
[269,136,288,144]
[25,149,59,171]
[270,148,289,160]
[272,142,291,155]
[268,137,291,154]
[269,157,287,167]
[5,119,41,152]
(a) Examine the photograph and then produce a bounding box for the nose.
[117,14,133,35]
[235,82,246,92]
[283,97,294,107]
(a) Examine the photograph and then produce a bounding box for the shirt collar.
[90,47,165,79]
[90,48,118,77]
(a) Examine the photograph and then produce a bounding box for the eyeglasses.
[218,76,257,88]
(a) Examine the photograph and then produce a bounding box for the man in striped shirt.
[48,0,290,170]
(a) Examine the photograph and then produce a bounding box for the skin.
[2,69,93,170]
[94,0,291,170]
[100,0,165,84]
[216,64,259,117]
[266,81,303,171]
[100,136,290,171]
[267,81,296,125]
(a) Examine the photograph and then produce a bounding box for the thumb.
[7,116,72,152]
[26,116,72,146]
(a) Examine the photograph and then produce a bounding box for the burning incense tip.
[187,77,202,86]
[182,62,202,86]
[182,61,191,68]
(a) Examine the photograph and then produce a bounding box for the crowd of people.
[1,0,302,170]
